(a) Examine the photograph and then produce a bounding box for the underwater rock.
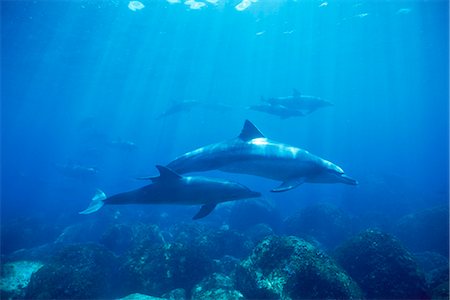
[161,288,186,299]
[0,260,43,299]
[26,243,122,299]
[393,205,449,256]
[100,223,165,255]
[100,223,134,255]
[169,222,253,259]
[1,216,63,255]
[244,223,275,244]
[229,199,282,232]
[212,255,241,275]
[427,265,449,298]
[284,203,357,249]
[6,242,67,263]
[121,240,213,297]
[414,251,449,273]
[55,220,107,245]
[334,229,429,299]
[191,273,244,300]
[431,280,449,300]
[120,293,164,300]
[235,235,362,299]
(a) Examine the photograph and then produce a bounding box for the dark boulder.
[100,223,165,255]
[236,235,362,299]
[191,273,244,300]
[393,205,449,256]
[121,240,213,297]
[169,222,253,259]
[334,229,429,299]
[25,243,122,299]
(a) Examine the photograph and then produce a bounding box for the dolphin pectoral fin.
[193,203,217,220]
[79,189,107,214]
[271,178,305,192]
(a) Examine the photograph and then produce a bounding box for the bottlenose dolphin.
[79,165,260,219]
[56,163,98,179]
[263,89,333,114]
[156,100,202,119]
[248,102,306,119]
[160,120,358,192]
[108,139,138,151]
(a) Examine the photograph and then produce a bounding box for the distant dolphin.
[56,163,98,179]
[156,100,202,119]
[79,165,260,219]
[263,89,333,114]
[248,102,306,119]
[158,120,357,192]
[108,139,138,151]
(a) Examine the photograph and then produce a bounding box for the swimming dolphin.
[263,89,333,114]
[248,102,306,119]
[79,165,261,219]
[108,139,138,151]
[159,120,357,192]
[156,100,202,119]
[56,163,98,179]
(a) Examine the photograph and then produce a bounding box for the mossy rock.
[236,235,362,299]
[334,229,429,299]
[25,243,121,299]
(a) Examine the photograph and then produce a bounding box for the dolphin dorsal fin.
[156,165,182,181]
[239,120,265,141]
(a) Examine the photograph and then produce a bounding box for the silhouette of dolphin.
[248,102,306,119]
[263,89,333,114]
[79,165,260,219]
[159,120,357,192]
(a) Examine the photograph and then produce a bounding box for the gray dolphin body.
[156,100,202,119]
[264,89,333,114]
[248,103,306,119]
[164,120,358,192]
[80,166,260,219]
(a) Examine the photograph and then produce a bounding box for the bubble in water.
[128,0,145,11]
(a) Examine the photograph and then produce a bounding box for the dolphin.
[263,89,333,114]
[108,139,138,151]
[56,163,98,179]
[248,102,306,119]
[79,165,261,219]
[156,100,202,119]
[158,120,358,192]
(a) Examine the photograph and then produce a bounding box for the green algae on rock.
[334,229,429,299]
[235,235,362,299]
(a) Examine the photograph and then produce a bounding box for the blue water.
[2,0,448,252]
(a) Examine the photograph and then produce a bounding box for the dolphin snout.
[340,174,358,185]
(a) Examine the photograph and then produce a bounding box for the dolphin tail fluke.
[79,189,107,214]
[193,203,217,220]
